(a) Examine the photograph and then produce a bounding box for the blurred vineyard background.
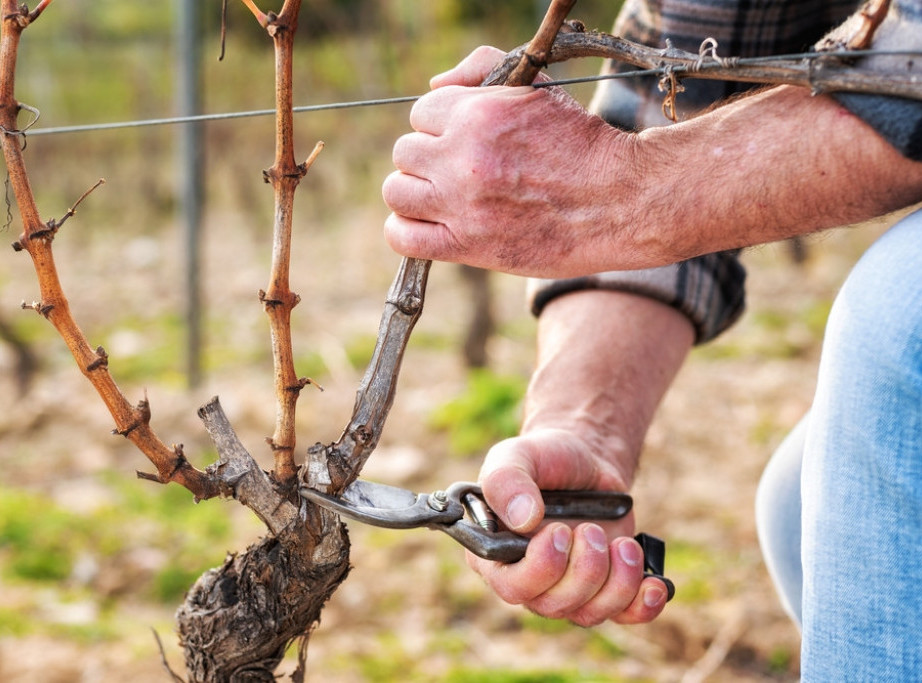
[0,1,899,681]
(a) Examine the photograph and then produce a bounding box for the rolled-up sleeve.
[527,251,746,344]
[528,0,922,342]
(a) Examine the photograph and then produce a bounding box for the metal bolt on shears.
[300,479,674,601]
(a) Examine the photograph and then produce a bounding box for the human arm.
[466,288,693,625]
[382,50,922,277]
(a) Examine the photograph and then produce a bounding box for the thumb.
[430,45,507,89]
[479,428,631,533]
[479,437,545,533]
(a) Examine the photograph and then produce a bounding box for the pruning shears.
[300,479,674,601]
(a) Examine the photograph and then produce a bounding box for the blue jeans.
[755,209,922,681]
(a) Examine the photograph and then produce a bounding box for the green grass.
[0,477,236,603]
[344,332,380,370]
[767,645,796,675]
[429,368,526,456]
[801,299,833,337]
[0,605,33,637]
[357,631,419,683]
[585,631,628,660]
[0,487,89,582]
[662,540,720,604]
[520,611,575,636]
[96,313,187,386]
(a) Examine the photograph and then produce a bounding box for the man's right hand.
[462,290,695,626]
[467,429,669,627]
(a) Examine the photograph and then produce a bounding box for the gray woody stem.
[486,30,922,100]
[304,0,580,495]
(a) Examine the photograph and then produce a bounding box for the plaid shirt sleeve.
[527,253,747,343]
[529,0,922,343]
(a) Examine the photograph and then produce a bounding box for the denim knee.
[824,211,922,373]
[800,210,922,680]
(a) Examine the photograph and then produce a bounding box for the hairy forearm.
[628,86,922,266]
[384,50,922,278]
[522,289,694,489]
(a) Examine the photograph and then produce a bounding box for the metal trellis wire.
[23,48,922,138]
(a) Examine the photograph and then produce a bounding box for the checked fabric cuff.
[527,251,747,345]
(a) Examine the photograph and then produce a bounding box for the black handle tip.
[634,532,676,602]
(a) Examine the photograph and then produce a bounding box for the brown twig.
[2,0,53,28]
[2,8,335,672]
[5,0,342,675]
[659,68,685,122]
[27,0,54,23]
[259,0,313,488]
[151,628,186,683]
[239,0,271,28]
[198,397,300,535]
[508,0,578,86]
[46,177,104,233]
[847,0,891,50]
[0,2,221,501]
[219,0,228,61]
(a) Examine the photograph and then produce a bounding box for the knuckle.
[494,583,531,606]
[602,582,642,614]
[612,607,652,625]
[456,94,496,133]
[380,173,417,215]
[390,133,412,167]
[380,172,401,208]
[469,560,536,606]
[472,45,503,61]
[492,570,548,605]
[527,596,570,620]
[569,609,609,628]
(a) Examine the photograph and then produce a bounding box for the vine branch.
[301,0,580,497]
[507,0,577,85]
[239,0,271,28]
[0,2,221,500]
[259,0,312,488]
[3,6,343,677]
[485,30,922,101]
[846,0,891,50]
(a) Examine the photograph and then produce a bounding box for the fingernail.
[617,538,643,567]
[643,585,665,608]
[506,494,536,531]
[552,526,572,554]
[582,524,608,553]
